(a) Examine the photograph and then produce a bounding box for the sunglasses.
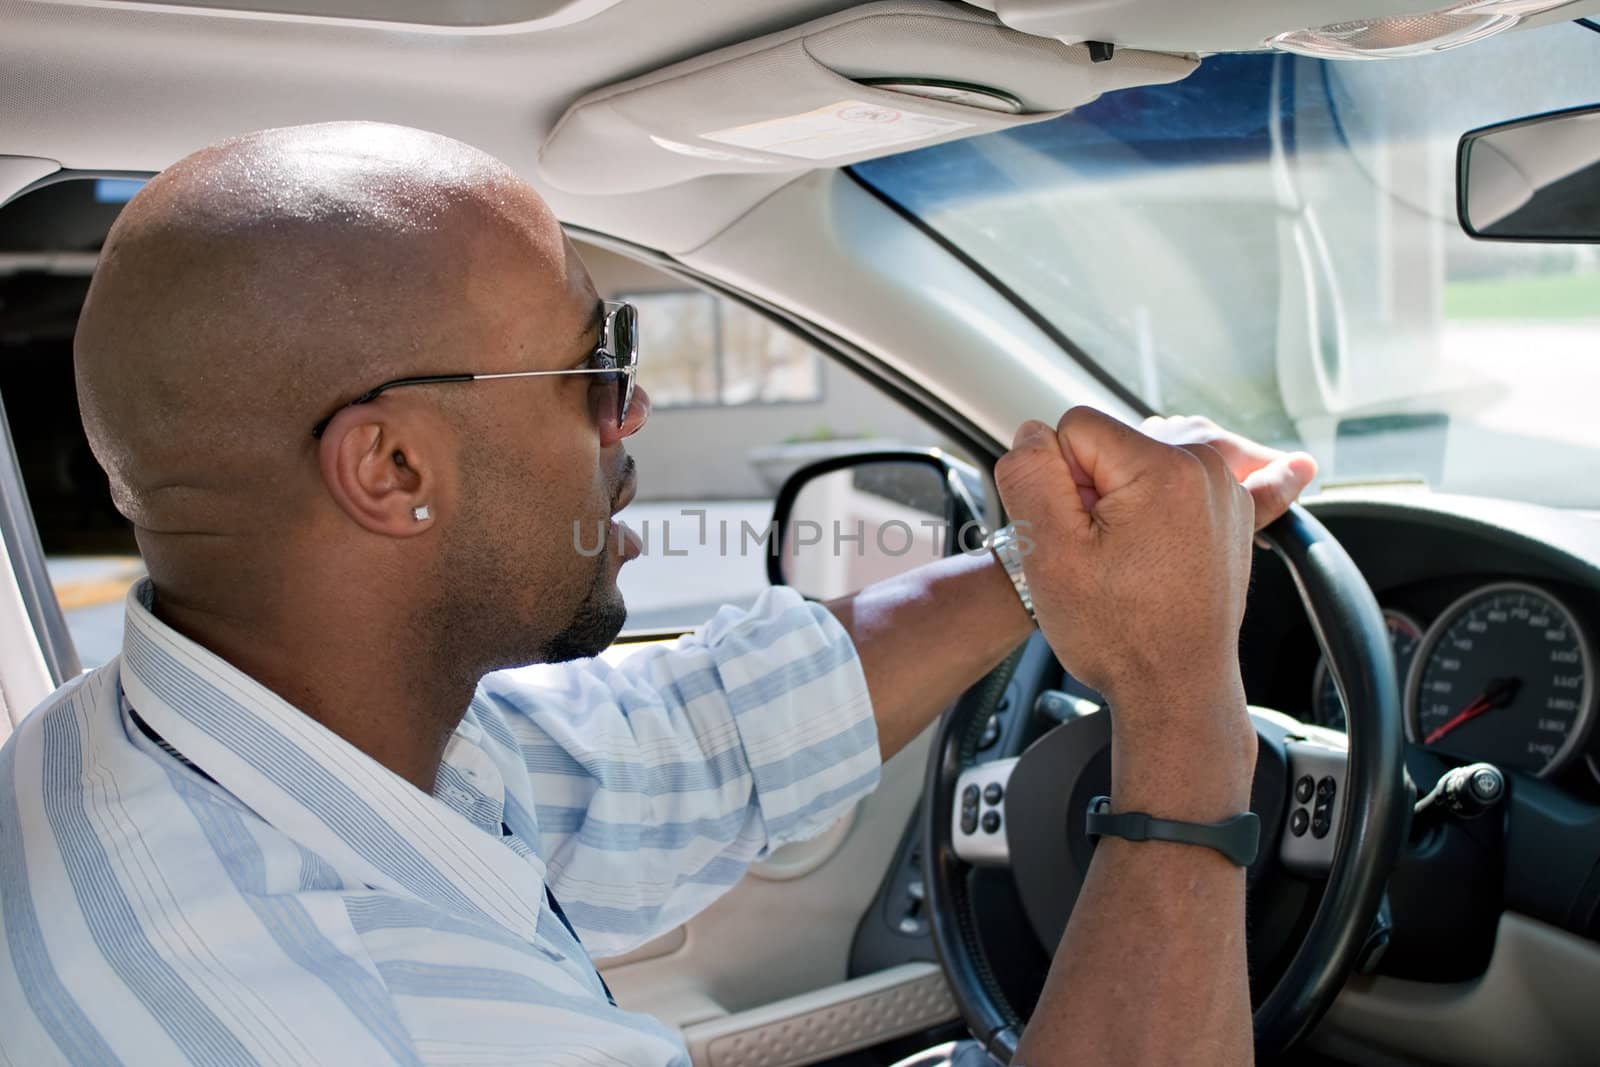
[310,300,639,439]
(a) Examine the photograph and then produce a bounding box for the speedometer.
[1406,582,1597,777]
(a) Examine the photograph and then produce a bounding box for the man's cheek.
[547,488,608,559]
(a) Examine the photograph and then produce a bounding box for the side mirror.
[1457,104,1600,242]
[767,449,987,600]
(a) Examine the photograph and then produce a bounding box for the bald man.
[0,123,1315,1066]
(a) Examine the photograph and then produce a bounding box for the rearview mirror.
[1457,104,1600,242]
[767,450,986,601]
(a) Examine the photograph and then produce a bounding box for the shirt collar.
[118,579,546,940]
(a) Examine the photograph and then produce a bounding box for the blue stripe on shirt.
[169,768,424,1067]
[39,704,261,1065]
[0,739,120,1066]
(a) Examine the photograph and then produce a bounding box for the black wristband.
[1085,796,1260,867]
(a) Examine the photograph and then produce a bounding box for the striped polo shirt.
[0,580,880,1065]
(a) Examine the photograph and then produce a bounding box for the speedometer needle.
[1424,676,1521,745]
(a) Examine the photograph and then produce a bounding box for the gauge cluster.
[1310,580,1600,783]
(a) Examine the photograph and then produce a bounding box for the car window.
[0,183,144,668]
[577,241,968,633]
[853,19,1600,508]
[0,184,965,667]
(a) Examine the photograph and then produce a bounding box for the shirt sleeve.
[477,586,882,957]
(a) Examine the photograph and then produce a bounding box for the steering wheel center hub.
[1005,708,1291,952]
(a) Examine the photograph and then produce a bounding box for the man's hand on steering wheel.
[1136,414,1319,533]
[986,407,1314,1065]
[925,407,1405,1064]
[994,409,1315,818]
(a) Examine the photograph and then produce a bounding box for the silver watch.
[986,523,1036,624]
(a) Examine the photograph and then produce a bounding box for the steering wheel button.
[1311,815,1331,839]
[1316,776,1337,800]
[981,811,1001,834]
[960,810,978,835]
[1294,775,1314,803]
[1290,808,1310,836]
[984,782,1004,805]
[963,784,981,806]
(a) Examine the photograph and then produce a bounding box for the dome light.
[1268,0,1574,59]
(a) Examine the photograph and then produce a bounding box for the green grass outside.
[1444,272,1600,320]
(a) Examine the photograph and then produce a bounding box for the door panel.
[680,962,955,1067]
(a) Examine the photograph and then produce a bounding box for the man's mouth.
[611,474,636,516]
[608,464,642,561]
[610,456,637,516]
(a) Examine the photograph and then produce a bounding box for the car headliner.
[4,0,1599,257]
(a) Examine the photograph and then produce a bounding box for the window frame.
[618,287,827,411]
[548,228,1003,521]
[0,392,81,692]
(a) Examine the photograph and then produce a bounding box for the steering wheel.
[922,504,1411,1061]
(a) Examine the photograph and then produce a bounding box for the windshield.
[854,21,1600,507]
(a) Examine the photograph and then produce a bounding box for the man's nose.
[617,383,650,439]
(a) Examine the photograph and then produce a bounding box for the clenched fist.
[994,407,1316,816]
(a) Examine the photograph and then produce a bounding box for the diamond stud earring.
[412,505,431,522]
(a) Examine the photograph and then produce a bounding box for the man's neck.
[151,591,477,793]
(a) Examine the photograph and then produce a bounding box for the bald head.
[72,121,647,780]
[75,121,566,532]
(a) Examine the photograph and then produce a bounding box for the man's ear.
[317,407,445,537]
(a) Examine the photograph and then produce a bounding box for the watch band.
[986,522,1036,623]
[1085,796,1260,867]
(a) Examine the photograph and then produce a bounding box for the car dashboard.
[1242,490,1600,988]
[1248,490,1600,806]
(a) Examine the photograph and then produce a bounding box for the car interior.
[3,1,1600,1064]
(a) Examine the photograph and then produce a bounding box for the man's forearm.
[825,551,1034,760]
[1014,680,1257,1067]
[1016,838,1252,1066]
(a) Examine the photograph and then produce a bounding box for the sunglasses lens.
[587,304,638,434]
[615,305,637,425]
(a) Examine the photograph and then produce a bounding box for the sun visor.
[538,0,1195,195]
